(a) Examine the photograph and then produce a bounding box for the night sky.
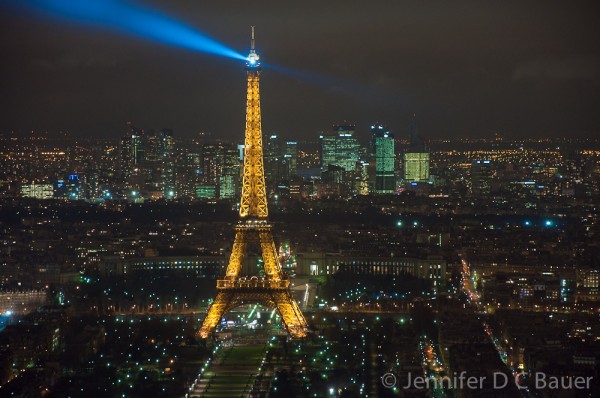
[1,0,599,141]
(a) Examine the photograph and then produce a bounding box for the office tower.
[143,130,162,195]
[369,123,385,159]
[220,147,241,199]
[319,164,346,198]
[200,142,241,199]
[403,153,430,183]
[176,150,201,198]
[264,134,281,187]
[144,130,161,163]
[471,160,493,194]
[118,123,134,185]
[66,174,81,200]
[403,115,430,183]
[373,124,395,193]
[119,122,145,188]
[264,135,298,189]
[356,160,370,195]
[160,129,176,199]
[131,128,145,166]
[281,140,298,181]
[320,124,360,172]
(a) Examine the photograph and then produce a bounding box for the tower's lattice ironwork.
[198,28,308,339]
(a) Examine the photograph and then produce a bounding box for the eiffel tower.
[198,28,308,339]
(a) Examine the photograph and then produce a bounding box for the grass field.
[199,344,265,398]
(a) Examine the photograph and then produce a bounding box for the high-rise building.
[471,160,493,194]
[356,160,370,195]
[59,174,82,200]
[201,142,232,187]
[403,152,430,183]
[320,124,360,172]
[373,124,395,193]
[264,135,298,189]
[403,115,430,184]
[176,150,201,198]
[144,131,161,163]
[201,142,241,199]
[264,134,282,190]
[119,122,146,189]
[368,123,384,159]
[220,147,241,199]
[131,129,145,167]
[143,130,162,194]
[160,129,176,199]
[119,123,134,185]
[281,141,298,181]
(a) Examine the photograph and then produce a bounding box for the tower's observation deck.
[197,28,308,339]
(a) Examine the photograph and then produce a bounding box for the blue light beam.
[264,62,405,105]
[8,0,245,61]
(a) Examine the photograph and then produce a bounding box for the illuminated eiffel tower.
[198,28,308,339]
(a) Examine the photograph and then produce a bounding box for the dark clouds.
[1,0,599,140]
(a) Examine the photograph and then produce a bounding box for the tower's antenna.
[250,26,255,52]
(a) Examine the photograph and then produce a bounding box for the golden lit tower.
[198,27,308,339]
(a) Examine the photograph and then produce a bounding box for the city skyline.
[2,0,600,140]
[2,124,599,395]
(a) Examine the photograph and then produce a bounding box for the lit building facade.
[295,252,446,290]
[20,182,54,199]
[373,125,395,193]
[320,124,360,172]
[471,160,493,194]
[264,135,298,189]
[403,152,430,183]
[200,142,241,199]
[160,129,176,198]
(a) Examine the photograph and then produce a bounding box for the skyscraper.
[403,152,430,183]
[373,124,395,193]
[264,134,281,189]
[471,160,493,195]
[200,142,240,199]
[265,135,299,190]
[281,140,298,181]
[368,123,384,159]
[403,115,430,184]
[160,129,175,199]
[119,133,132,186]
[320,124,360,172]
[131,128,145,167]
[176,150,201,199]
[119,122,143,186]
[143,130,162,195]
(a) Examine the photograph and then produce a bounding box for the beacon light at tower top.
[246,26,261,70]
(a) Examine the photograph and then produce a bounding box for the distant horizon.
[2,127,599,143]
